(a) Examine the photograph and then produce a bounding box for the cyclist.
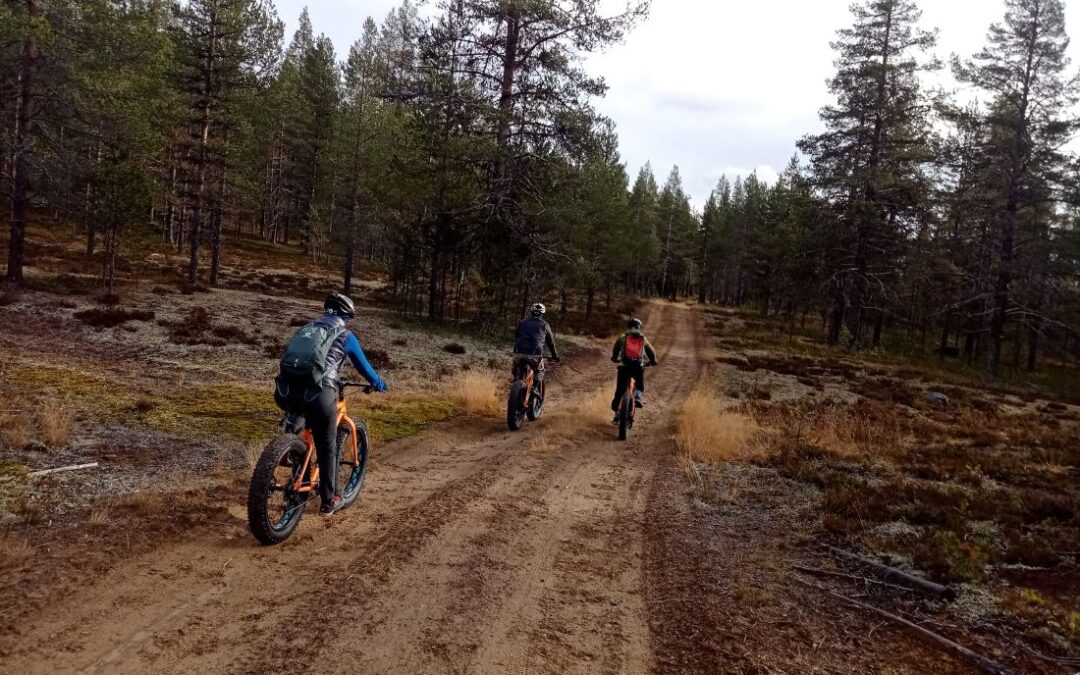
[610,317,658,425]
[274,293,388,516]
[512,303,560,392]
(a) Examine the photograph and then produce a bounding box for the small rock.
[925,391,949,407]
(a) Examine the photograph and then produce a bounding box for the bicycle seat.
[282,413,306,434]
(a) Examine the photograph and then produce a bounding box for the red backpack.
[623,334,645,360]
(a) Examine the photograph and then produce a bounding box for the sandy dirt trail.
[2,303,703,675]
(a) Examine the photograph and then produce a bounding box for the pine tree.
[172,0,281,286]
[954,0,1079,376]
[799,0,938,349]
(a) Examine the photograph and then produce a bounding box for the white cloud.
[277,0,1080,207]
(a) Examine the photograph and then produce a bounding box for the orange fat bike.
[615,363,654,441]
[507,357,555,431]
[247,381,371,545]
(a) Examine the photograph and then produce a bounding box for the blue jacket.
[314,314,385,390]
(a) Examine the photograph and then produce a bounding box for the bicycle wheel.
[248,435,309,545]
[618,393,633,441]
[507,380,527,431]
[335,418,370,509]
[527,381,544,421]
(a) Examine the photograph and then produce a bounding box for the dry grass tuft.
[571,386,616,426]
[0,531,34,569]
[0,414,32,449]
[39,401,74,448]
[677,385,760,463]
[450,371,502,416]
[240,441,264,468]
[87,503,112,525]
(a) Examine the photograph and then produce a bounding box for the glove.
[649,361,659,367]
[372,380,389,393]
[550,356,561,363]
[611,357,620,364]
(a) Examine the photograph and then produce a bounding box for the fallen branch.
[792,564,916,594]
[826,545,955,600]
[27,462,99,478]
[793,576,1016,675]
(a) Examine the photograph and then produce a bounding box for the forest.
[2,0,1079,379]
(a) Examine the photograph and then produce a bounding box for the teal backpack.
[279,320,346,388]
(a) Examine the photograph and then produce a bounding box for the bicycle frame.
[290,399,359,494]
[513,359,538,408]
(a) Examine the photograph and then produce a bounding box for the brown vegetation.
[75,306,155,328]
[449,371,502,416]
[39,400,74,448]
[677,385,760,463]
[702,307,1080,658]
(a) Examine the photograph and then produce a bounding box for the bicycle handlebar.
[340,380,374,394]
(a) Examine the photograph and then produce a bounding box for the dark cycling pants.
[512,354,545,384]
[274,379,340,504]
[611,362,645,411]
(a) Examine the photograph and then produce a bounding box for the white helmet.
[530,303,546,317]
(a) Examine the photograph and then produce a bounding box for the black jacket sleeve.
[544,324,559,360]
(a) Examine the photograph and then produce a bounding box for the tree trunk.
[6,0,39,284]
[847,6,893,351]
[827,281,845,346]
[872,312,884,348]
[187,10,217,287]
[209,147,229,287]
[491,6,520,226]
[987,207,1016,378]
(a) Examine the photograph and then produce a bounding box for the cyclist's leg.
[612,365,629,411]
[304,387,339,504]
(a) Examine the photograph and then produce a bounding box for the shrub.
[915,529,987,583]
[0,285,19,306]
[263,336,286,359]
[443,342,467,355]
[75,307,155,328]
[211,325,252,343]
[169,307,213,344]
[365,348,393,370]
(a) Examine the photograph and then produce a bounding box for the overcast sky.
[276,0,1080,207]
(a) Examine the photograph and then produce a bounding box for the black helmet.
[324,292,356,318]
[628,317,642,330]
[530,302,546,317]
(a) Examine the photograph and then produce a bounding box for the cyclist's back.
[610,318,657,421]
[274,293,387,515]
[512,303,559,383]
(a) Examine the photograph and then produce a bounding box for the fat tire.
[526,382,544,421]
[507,380,527,431]
[248,434,308,545]
[336,418,370,509]
[618,394,632,441]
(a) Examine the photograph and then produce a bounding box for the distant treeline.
[2,0,1078,375]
